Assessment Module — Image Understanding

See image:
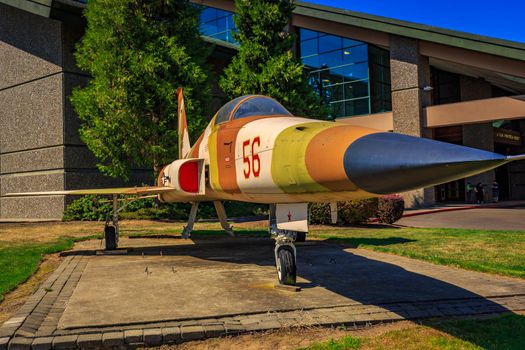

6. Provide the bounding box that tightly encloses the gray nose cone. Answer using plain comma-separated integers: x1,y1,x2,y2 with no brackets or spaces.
344,132,507,195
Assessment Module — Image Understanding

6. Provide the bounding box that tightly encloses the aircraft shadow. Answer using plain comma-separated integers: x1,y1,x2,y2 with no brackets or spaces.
65,234,519,349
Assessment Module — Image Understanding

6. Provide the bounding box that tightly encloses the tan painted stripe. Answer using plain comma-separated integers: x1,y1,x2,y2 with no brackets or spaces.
305,125,376,192
189,133,204,158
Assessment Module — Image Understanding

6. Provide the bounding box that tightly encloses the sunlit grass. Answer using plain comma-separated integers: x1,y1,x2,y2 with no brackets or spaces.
298,314,525,350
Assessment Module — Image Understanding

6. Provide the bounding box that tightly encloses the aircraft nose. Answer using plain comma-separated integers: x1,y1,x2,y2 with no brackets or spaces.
344,132,507,195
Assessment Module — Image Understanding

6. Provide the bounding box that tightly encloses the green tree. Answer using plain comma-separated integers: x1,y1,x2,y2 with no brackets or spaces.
71,0,211,180
220,0,327,118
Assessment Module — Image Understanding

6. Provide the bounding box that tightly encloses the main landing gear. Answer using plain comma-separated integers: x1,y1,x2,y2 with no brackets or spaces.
103,194,147,250
182,201,234,238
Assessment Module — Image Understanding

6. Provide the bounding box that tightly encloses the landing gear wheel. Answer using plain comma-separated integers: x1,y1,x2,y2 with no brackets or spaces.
104,224,117,250
276,246,296,285
295,232,306,243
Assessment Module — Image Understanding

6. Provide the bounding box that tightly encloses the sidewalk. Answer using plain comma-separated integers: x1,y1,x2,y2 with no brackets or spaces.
401,200,525,219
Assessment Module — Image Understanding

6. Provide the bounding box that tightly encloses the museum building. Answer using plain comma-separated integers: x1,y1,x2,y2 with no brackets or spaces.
0,0,524,219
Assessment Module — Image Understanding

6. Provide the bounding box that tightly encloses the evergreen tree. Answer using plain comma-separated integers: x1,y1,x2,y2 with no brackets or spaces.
71,0,211,180
220,0,327,118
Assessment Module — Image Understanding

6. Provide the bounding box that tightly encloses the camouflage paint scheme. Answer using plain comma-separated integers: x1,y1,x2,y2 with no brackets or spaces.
159,95,378,204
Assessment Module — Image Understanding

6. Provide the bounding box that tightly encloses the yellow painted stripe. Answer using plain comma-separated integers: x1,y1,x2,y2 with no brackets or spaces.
208,118,222,192
271,122,339,193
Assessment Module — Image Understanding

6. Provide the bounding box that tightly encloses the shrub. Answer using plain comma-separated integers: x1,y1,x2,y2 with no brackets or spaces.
310,199,378,225
309,202,332,225
63,195,112,221
338,199,378,225
63,195,266,221
376,195,405,224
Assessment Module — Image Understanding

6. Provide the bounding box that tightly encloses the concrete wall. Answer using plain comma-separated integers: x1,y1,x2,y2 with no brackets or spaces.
389,35,435,207
0,4,151,220
0,4,67,219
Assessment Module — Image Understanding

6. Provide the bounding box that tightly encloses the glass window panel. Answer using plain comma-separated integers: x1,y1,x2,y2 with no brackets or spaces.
200,23,217,36
342,44,368,64
345,80,369,99
199,6,238,45
216,9,230,17
302,55,320,69
215,32,229,42
217,16,228,31
346,98,370,116
297,29,392,118
330,101,345,118
328,84,344,102
318,51,342,68
300,28,318,41
200,8,216,23
343,62,369,81
227,15,235,29
300,39,318,59
318,34,342,53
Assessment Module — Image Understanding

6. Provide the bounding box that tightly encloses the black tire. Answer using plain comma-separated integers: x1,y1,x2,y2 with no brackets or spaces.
295,232,306,243
104,225,117,250
277,246,296,285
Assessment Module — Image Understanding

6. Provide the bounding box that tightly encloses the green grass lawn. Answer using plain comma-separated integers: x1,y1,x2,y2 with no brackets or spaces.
309,227,525,279
0,235,98,302
0,239,75,302
299,313,525,350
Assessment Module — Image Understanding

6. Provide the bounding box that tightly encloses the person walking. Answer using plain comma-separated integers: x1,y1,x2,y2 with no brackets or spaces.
492,180,500,203
475,182,485,204
465,182,474,203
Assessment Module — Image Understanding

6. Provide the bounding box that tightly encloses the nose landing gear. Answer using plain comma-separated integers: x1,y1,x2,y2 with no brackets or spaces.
273,232,297,286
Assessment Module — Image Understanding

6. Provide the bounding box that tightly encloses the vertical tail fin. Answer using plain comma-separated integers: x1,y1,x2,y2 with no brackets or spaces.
177,88,191,159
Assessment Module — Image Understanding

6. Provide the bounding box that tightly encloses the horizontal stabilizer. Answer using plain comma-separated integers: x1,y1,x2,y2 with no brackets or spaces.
5,186,175,197
507,154,525,162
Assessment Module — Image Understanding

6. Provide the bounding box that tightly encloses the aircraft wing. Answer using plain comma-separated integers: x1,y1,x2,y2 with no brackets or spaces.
5,186,176,197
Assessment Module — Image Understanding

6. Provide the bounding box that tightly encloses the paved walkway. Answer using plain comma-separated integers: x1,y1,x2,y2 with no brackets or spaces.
1,237,525,349
399,206,525,230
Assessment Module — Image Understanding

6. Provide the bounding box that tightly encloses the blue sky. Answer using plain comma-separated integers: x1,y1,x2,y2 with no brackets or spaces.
309,1,525,44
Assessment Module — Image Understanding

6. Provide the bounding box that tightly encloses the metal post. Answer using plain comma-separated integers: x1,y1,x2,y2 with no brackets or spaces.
112,195,119,238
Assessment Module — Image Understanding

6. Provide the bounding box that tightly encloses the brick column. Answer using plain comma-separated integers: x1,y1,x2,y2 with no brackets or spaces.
390,35,435,207
460,76,495,202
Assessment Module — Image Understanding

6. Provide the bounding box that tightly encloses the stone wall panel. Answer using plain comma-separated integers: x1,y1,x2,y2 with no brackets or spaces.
1,172,65,196
1,147,65,174
0,3,62,89
1,196,65,220
0,74,64,153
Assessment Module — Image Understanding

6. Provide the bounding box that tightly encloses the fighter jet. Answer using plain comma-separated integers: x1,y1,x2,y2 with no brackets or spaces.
10,89,525,285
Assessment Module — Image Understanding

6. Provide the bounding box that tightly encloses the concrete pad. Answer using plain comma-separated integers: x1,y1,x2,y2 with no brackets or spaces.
58,238,525,330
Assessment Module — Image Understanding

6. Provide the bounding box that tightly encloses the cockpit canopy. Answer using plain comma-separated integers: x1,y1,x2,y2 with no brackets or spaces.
215,95,292,125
